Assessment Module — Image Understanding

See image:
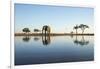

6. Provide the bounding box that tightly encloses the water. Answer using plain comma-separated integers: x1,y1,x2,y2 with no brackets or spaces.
15,35,94,65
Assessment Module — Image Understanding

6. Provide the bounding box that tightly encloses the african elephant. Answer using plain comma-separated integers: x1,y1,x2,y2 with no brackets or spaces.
42,25,50,35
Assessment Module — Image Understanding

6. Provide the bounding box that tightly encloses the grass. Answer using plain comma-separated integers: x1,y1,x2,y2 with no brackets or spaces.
15,33,94,36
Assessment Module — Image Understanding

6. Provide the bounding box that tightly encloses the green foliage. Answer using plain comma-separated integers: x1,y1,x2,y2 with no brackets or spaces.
22,28,30,33
34,29,40,32
73,24,89,34
73,25,79,34
79,24,89,34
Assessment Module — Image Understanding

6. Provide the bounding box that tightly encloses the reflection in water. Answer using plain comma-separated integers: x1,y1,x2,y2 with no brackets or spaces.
34,36,40,41
22,35,89,46
70,35,73,38
42,35,51,46
22,36,30,42
22,35,51,46
15,36,94,65
73,36,89,46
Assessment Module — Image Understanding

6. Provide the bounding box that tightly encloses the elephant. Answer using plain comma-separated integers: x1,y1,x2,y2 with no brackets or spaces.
42,25,51,35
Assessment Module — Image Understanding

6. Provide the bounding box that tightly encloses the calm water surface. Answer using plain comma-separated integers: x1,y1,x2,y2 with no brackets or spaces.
15,36,94,65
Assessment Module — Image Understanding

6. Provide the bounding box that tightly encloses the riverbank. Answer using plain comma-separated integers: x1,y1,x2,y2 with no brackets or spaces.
15,33,94,36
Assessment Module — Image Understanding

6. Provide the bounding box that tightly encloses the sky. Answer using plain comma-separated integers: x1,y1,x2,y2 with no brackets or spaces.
15,3,94,33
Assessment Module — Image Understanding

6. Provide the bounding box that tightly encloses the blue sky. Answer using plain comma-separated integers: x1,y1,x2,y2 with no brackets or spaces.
15,3,94,33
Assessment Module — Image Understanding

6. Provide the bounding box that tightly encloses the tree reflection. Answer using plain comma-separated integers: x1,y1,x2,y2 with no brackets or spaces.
33,36,40,41
73,35,89,46
74,35,78,45
42,35,51,46
22,36,30,42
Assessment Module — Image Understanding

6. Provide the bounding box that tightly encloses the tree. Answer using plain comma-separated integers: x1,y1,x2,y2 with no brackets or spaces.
34,29,41,33
22,28,30,34
73,25,79,34
79,24,89,34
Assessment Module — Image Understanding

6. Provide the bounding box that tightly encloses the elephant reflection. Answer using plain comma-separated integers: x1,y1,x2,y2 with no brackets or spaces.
73,35,89,46
42,35,51,46
42,25,51,46
22,36,30,42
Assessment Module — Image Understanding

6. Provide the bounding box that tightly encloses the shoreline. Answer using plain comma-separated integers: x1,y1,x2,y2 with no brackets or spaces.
15,33,94,36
